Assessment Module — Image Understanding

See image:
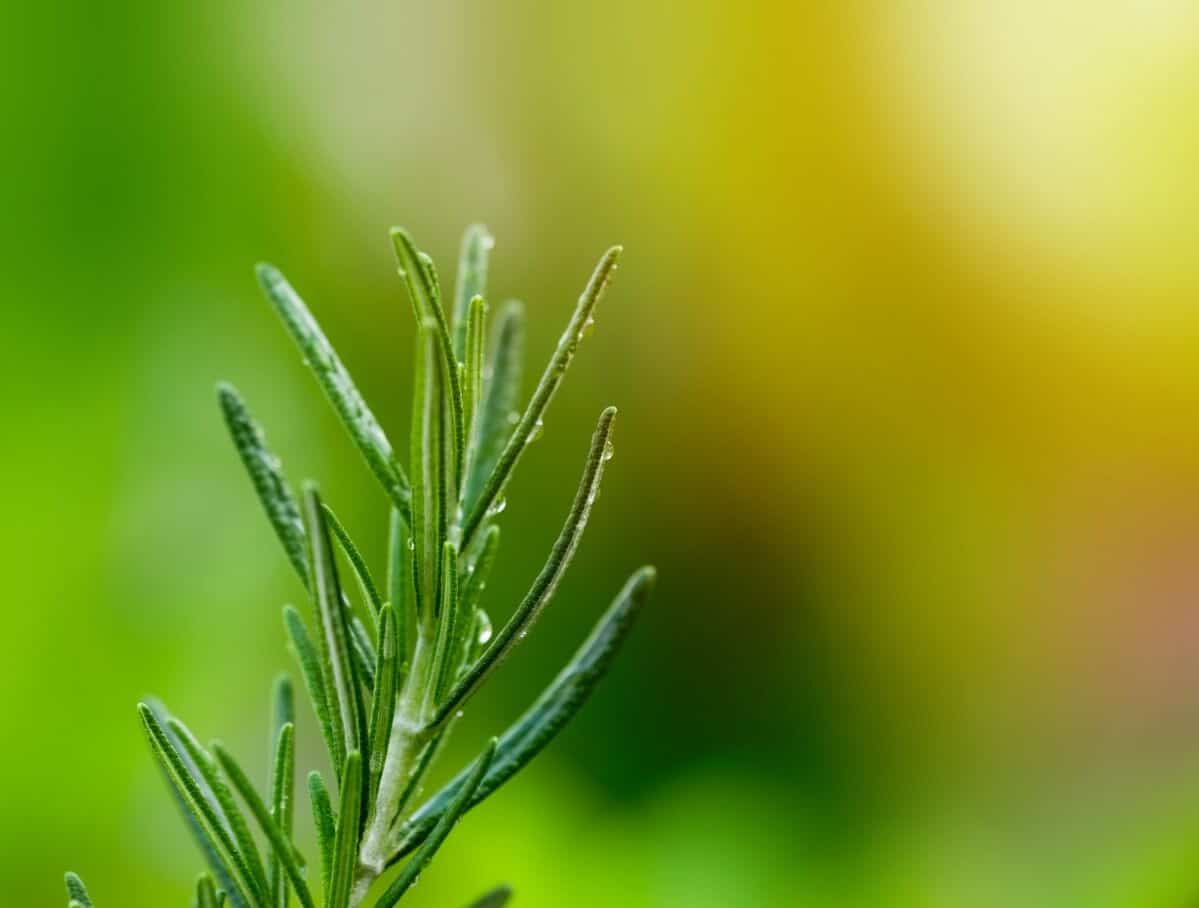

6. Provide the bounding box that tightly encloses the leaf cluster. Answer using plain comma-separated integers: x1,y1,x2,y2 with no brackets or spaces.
64,225,653,907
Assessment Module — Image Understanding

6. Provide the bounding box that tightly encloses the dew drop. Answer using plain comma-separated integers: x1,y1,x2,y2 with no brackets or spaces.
407,538,416,551
581,316,596,338
527,418,544,443
486,495,507,516
603,440,615,462
476,610,493,645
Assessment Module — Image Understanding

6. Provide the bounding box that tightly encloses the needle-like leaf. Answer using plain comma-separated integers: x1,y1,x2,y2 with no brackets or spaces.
392,228,466,495
307,771,336,895
306,487,366,770
139,704,264,907
350,615,377,692
328,751,364,908
268,716,296,908
64,873,93,908
284,606,339,776
465,301,524,510
431,408,618,728
462,294,487,470
322,503,384,617
387,508,413,668
366,606,399,807
461,247,621,551
452,224,493,359
428,542,464,709
256,263,410,512
374,739,497,908
168,718,271,902
218,383,309,586
388,566,653,861
408,320,446,622
212,743,315,908
196,874,221,908
463,885,513,908
144,701,249,908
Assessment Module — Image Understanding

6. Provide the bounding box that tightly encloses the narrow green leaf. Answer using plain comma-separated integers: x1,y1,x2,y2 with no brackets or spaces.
212,743,315,908
322,503,384,617
256,263,410,511
432,408,619,728
349,615,377,692
374,739,497,908
196,873,221,908
64,872,93,908
463,885,513,908
284,606,340,776
217,383,309,586
427,543,464,711
462,294,487,471
392,228,466,495
268,721,296,908
366,606,398,807
408,320,445,623
168,718,271,901
461,247,621,551
465,301,524,510
143,701,249,908
307,771,336,895
327,751,364,908
305,487,365,769
388,566,654,861
387,508,413,669
452,224,493,358
138,704,264,906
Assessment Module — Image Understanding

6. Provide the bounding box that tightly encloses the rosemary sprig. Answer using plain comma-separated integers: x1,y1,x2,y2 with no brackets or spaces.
64,224,652,907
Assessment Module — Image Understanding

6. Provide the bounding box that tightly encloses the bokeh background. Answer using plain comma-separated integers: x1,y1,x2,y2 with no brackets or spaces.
5,2,1199,905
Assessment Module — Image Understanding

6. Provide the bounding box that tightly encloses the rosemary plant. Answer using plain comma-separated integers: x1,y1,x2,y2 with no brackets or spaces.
63,225,654,907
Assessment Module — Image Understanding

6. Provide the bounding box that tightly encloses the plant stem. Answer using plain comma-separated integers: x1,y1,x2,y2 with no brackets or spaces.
352,630,437,904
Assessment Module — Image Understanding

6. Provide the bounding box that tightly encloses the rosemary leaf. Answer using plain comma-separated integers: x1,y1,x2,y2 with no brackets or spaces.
327,751,364,908
387,508,413,668
196,874,221,908
322,503,384,617
431,407,619,728
283,606,340,776
217,383,309,586
366,606,399,807
64,873,93,908
255,263,410,512
307,771,336,895
138,704,263,906
461,247,621,550
305,487,366,770
374,739,497,908
144,701,249,908
428,542,464,709
168,718,271,901
462,294,487,471
452,224,493,358
465,301,524,510
349,615,377,693
268,720,295,908
388,566,654,860
409,321,444,623
212,743,315,908
392,228,466,495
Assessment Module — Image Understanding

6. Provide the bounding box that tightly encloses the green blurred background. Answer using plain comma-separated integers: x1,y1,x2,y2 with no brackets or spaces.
6,2,1199,905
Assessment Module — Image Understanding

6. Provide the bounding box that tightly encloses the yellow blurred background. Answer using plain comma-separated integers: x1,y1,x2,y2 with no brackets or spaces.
5,2,1199,905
